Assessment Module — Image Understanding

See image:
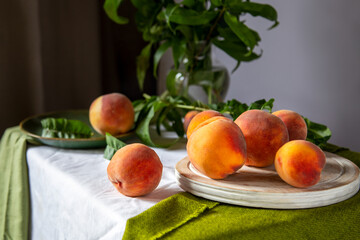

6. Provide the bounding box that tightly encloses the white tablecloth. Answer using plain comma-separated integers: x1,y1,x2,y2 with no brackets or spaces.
26,140,187,239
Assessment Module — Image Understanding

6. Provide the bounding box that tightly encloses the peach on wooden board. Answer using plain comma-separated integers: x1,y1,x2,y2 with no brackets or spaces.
273,110,307,141
107,143,163,197
183,110,200,133
89,93,134,136
235,109,289,167
275,140,326,188
186,110,223,138
187,116,247,179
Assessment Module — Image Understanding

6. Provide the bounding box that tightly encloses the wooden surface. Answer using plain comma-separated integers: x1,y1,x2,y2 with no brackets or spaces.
175,152,360,209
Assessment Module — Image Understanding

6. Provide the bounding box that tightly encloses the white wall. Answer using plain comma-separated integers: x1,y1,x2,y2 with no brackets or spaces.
159,0,360,151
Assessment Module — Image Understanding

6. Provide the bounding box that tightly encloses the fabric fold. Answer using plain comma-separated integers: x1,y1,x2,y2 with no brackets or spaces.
0,127,38,240
122,192,219,240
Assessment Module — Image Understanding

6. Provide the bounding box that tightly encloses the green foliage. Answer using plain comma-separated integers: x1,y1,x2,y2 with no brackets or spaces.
103,94,331,159
133,94,189,147
103,0,129,24
131,94,332,148
104,133,127,160
103,0,279,91
216,98,274,119
136,43,152,90
40,118,93,139
102,1,332,150
303,117,332,148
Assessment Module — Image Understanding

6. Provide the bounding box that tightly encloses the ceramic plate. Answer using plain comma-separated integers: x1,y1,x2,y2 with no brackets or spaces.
175,152,360,209
20,110,133,149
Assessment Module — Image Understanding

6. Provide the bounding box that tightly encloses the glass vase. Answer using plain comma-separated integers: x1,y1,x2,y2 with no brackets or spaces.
167,41,230,104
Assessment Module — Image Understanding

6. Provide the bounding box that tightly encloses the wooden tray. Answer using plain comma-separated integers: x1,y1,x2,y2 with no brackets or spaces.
175,152,360,209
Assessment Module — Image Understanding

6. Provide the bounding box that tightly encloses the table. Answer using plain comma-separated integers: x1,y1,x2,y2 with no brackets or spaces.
26,140,187,239
22,134,360,240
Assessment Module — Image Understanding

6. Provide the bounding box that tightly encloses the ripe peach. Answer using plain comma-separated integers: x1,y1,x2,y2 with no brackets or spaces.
235,109,289,167
275,140,326,188
186,110,223,138
183,110,199,132
187,116,247,179
273,110,307,141
89,93,134,135
107,143,163,197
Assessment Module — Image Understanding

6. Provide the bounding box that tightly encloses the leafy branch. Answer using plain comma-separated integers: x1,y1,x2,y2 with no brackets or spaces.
103,0,279,91
131,94,331,149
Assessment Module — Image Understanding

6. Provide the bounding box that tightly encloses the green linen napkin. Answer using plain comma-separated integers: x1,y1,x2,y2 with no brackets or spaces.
123,145,360,240
0,126,38,240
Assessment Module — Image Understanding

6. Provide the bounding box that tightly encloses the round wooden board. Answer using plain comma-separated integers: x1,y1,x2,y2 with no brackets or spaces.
175,152,360,209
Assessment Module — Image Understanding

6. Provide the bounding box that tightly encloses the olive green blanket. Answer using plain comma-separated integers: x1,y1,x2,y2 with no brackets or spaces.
123,144,360,240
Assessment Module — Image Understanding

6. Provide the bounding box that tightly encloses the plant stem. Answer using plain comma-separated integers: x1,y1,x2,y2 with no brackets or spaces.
191,7,226,70
186,7,226,105
174,104,209,112
205,7,226,43
207,87,212,105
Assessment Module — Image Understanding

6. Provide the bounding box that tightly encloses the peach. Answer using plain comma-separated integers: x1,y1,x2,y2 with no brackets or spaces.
275,140,326,188
107,143,163,197
89,93,134,135
273,110,307,141
186,110,223,138
235,109,289,167
183,110,199,132
187,116,247,179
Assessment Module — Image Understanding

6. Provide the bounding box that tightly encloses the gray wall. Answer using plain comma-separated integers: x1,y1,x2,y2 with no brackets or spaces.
220,0,360,151
160,0,360,152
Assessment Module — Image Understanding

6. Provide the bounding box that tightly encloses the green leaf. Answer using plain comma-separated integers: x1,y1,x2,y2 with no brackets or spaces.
40,118,93,139
224,11,260,50
260,99,275,112
104,133,127,160
131,0,158,9
133,1,162,34
135,106,156,147
211,0,223,7
166,69,183,96
156,107,171,136
225,1,278,29
304,118,332,147
168,8,218,26
180,0,207,12
133,99,147,112
247,98,274,112
164,4,179,30
232,61,241,73
212,38,260,62
215,98,274,119
135,105,178,148
175,25,194,41
153,40,172,77
132,99,147,123
212,25,261,72
166,108,185,137
182,0,196,8
136,43,152,91
172,38,186,69
216,99,248,119
103,0,129,24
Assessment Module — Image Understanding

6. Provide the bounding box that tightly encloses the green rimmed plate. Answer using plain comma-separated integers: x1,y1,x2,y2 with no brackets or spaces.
20,110,134,149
